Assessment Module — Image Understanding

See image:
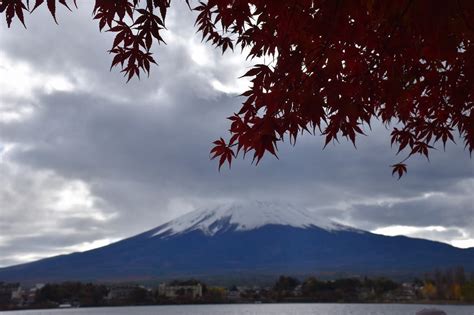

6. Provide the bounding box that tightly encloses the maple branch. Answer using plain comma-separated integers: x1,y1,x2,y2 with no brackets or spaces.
457,0,474,33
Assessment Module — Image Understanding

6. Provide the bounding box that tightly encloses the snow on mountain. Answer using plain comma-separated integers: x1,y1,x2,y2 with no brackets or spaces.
151,201,355,237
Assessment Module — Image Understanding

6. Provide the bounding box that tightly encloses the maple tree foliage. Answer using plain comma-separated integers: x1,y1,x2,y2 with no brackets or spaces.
2,0,474,177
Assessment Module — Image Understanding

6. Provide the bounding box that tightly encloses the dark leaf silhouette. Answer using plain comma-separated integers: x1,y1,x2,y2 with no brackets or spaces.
391,163,408,179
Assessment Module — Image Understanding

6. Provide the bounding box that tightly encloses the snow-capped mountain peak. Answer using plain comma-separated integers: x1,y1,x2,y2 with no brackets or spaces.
151,201,353,238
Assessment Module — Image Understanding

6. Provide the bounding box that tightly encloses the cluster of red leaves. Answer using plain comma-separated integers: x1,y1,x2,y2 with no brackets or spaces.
1,0,168,81
3,0,473,177
201,0,474,177
0,0,75,27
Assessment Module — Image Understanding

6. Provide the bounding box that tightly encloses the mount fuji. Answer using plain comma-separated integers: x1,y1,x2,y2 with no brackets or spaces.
1,201,473,284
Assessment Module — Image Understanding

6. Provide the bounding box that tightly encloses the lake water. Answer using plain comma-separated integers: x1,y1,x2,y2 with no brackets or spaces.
2,304,474,315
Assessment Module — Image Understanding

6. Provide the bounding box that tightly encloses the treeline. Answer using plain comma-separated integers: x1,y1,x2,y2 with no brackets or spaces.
2,268,474,310
36,282,109,307
270,275,400,302
270,267,474,303
422,266,474,302
9,277,403,307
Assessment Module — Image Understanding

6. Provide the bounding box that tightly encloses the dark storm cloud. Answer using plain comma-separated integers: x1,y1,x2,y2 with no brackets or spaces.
0,1,473,267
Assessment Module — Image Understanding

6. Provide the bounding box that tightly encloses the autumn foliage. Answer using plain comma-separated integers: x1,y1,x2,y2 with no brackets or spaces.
2,0,473,176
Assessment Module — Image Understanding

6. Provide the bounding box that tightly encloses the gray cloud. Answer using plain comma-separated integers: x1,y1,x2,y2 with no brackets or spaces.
0,1,473,267
344,179,474,229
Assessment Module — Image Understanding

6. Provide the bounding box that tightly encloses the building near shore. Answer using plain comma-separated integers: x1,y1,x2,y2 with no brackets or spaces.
106,285,139,301
158,283,203,299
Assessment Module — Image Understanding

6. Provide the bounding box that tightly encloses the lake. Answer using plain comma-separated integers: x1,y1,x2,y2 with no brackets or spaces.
2,304,473,315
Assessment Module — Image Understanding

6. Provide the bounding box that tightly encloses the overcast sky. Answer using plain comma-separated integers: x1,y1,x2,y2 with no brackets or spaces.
0,2,473,267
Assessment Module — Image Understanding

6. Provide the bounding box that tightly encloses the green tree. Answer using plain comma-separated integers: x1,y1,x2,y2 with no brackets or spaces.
274,275,300,292
461,281,474,302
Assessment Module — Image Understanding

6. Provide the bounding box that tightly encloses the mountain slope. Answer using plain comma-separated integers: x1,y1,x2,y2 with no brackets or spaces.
1,201,473,284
